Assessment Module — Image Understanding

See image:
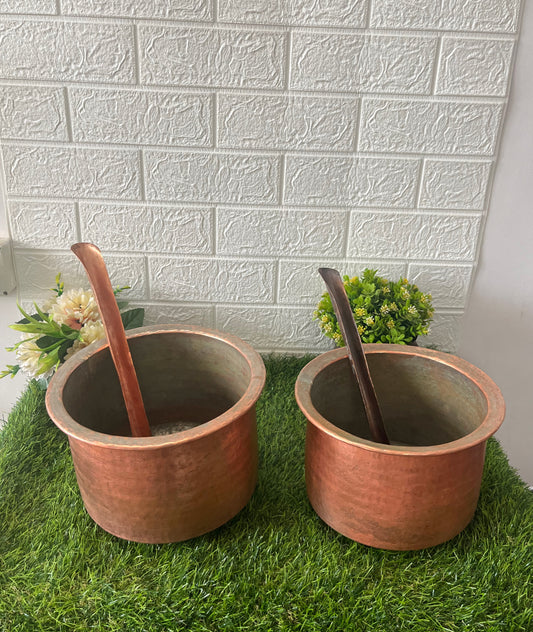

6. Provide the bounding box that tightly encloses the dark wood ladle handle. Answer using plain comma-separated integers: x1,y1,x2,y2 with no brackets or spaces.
318,268,390,445
72,243,152,437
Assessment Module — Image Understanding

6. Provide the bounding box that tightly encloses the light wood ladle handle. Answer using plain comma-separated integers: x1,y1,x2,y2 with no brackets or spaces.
72,243,151,437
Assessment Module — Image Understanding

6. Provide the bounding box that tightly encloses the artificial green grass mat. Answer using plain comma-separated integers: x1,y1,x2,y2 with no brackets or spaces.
0,356,532,632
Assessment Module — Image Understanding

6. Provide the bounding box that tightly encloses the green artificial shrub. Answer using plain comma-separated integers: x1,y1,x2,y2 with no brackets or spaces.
314,268,434,346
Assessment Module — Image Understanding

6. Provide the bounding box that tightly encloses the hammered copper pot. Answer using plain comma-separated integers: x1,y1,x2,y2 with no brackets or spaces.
295,345,505,551
46,325,266,544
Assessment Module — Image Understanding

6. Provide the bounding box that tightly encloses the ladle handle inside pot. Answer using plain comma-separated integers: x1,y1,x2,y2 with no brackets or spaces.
319,267,390,445
72,243,152,438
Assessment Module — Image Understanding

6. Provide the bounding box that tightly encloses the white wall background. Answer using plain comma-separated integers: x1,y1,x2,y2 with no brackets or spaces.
459,0,533,486
0,0,522,355
0,0,530,483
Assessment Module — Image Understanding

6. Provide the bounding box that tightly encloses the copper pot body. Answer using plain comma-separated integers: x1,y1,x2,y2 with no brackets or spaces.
295,345,505,550
46,325,266,544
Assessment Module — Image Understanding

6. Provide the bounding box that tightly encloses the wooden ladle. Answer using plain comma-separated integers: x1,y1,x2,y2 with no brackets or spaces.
318,268,390,445
72,243,152,437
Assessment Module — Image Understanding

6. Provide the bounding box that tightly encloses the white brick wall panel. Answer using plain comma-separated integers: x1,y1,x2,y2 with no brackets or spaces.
145,151,279,205
61,0,212,21
141,303,215,328
80,204,212,255
218,0,367,28
420,160,492,210
285,156,419,207
360,99,503,156
0,86,67,141
9,201,78,250
14,251,147,300
216,305,332,350
437,38,515,97
0,20,134,83
218,94,358,151
216,207,346,257
370,0,521,33
3,145,141,199
407,263,473,308
290,33,437,94
0,1,56,13
140,26,285,89
424,311,463,353
278,260,407,305
149,257,275,303
70,89,211,147
347,212,482,261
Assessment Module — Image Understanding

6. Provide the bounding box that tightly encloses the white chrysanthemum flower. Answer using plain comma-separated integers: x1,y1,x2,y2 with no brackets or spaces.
16,333,54,380
407,305,418,315
49,288,99,331
65,321,106,360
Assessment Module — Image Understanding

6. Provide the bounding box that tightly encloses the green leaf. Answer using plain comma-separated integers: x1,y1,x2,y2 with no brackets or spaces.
0,364,20,379
10,322,50,335
121,308,144,330
58,340,75,362
16,313,44,325
35,335,62,350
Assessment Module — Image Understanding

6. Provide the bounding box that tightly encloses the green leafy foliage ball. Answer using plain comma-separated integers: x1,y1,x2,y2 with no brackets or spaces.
314,269,434,346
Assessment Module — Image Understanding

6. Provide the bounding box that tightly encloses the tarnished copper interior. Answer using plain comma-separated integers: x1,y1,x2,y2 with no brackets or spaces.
310,353,488,447
62,330,252,438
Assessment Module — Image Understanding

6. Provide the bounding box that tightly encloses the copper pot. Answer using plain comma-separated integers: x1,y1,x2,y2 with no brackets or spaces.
46,325,265,544
295,345,505,550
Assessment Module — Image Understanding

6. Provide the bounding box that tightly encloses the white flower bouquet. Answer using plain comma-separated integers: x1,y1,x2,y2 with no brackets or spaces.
1,274,143,388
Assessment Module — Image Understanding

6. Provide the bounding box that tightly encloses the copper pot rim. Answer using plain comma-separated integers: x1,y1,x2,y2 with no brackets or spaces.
45,324,266,450
295,344,505,456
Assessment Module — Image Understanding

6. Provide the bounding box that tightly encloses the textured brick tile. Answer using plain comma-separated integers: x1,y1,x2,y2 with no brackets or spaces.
216,207,346,257
347,211,482,261
424,311,463,353
14,251,147,300
407,263,473,307
9,201,78,249
80,204,212,254
3,145,141,199
70,88,211,147
0,0,56,13
285,155,419,207
149,256,275,303
141,303,215,328
61,0,211,20
420,160,492,210
0,20,134,83
218,0,367,27
145,151,279,205
370,0,521,33
216,305,331,350
278,260,407,305
360,99,503,155
140,25,285,89
0,86,67,141
436,37,514,97
290,33,437,94
218,94,357,151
